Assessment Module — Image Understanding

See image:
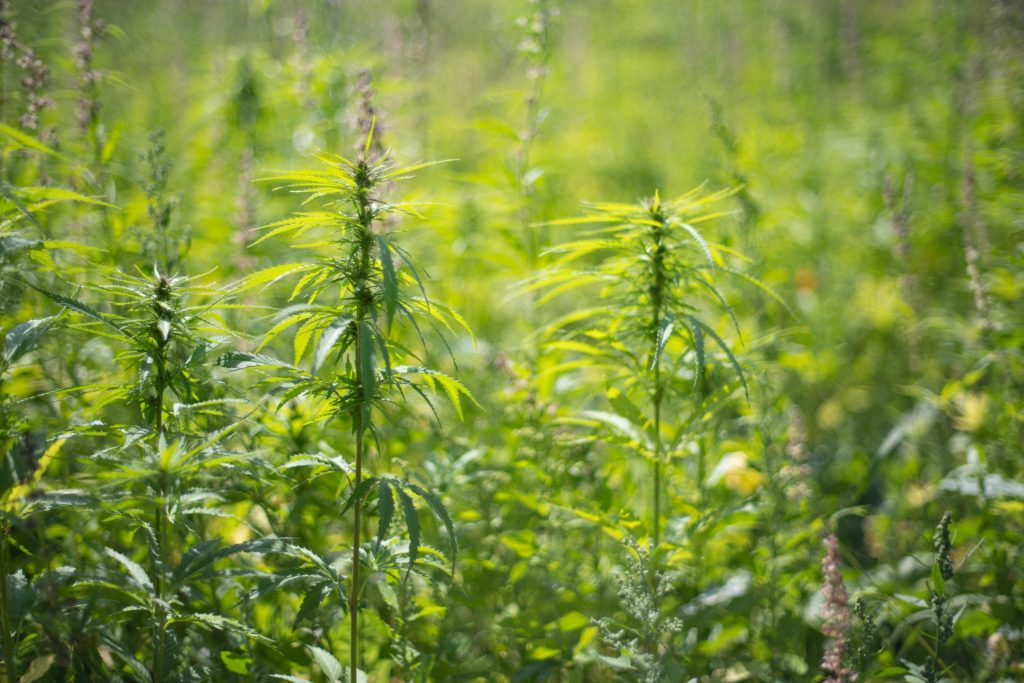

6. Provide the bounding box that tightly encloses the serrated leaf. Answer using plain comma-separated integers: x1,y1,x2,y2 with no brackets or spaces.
376,479,395,551
377,235,399,330
393,365,478,419
294,581,331,628
217,351,296,371
313,316,351,372
28,285,119,331
395,486,421,581
690,318,705,392
357,320,377,415
404,481,458,570
687,316,747,399
340,476,379,517
3,316,55,364
674,220,715,265
105,548,153,592
308,645,343,683
652,316,674,371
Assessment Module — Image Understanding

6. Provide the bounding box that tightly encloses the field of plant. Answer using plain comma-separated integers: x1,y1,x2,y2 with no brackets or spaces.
0,1,1021,681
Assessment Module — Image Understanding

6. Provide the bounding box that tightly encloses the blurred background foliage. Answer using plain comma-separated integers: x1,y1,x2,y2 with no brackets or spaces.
0,0,1021,681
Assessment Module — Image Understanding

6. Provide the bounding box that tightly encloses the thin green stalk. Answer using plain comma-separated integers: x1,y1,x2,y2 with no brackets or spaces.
151,288,170,683
652,375,662,548
349,160,375,683
350,422,363,683
0,518,15,683
649,206,667,548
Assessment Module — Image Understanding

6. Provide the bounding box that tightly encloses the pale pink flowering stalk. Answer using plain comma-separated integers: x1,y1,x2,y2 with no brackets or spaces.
821,534,858,683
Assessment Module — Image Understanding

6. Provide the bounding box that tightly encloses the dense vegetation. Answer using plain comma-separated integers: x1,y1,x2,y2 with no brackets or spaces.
0,1,1021,681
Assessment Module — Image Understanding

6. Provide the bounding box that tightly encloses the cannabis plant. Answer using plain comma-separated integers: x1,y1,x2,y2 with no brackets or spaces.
534,188,780,545
222,129,471,681
34,258,272,679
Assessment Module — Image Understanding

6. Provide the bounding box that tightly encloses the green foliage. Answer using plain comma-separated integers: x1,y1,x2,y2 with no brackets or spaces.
0,1,1021,682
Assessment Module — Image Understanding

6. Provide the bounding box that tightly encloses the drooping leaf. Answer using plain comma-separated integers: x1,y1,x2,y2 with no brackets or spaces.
395,485,420,581
404,480,458,570
690,318,705,393
687,316,747,399
105,548,154,592
27,285,119,331
377,235,399,329
313,316,352,372
339,476,379,517
294,581,332,628
3,316,56,364
651,316,675,371
376,478,395,551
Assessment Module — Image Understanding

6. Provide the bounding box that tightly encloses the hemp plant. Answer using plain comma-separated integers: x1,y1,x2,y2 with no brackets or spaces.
222,127,472,681
0,140,117,682
534,188,782,546
33,262,278,681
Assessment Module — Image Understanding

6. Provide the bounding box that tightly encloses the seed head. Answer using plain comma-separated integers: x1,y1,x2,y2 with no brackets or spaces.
821,534,857,683
934,511,953,582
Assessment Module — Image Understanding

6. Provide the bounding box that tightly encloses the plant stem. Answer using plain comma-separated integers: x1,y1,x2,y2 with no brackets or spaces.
0,518,15,683
649,208,666,548
152,302,169,683
349,161,375,683
653,379,662,548
350,422,363,683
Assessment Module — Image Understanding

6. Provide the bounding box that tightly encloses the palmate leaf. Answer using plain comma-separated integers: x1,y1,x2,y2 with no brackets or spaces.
381,158,456,181
172,538,281,588
392,365,479,419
